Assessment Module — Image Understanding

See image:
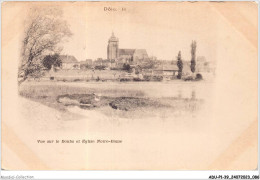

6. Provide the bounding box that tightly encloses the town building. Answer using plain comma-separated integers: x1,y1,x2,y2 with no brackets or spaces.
153,65,179,77
85,59,93,66
79,59,93,69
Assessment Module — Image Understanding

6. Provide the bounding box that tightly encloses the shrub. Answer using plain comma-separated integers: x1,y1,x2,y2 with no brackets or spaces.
95,65,106,70
143,75,151,81
133,78,142,81
195,73,203,81
43,54,62,70
120,78,131,82
123,63,131,71
152,76,163,81
183,76,194,81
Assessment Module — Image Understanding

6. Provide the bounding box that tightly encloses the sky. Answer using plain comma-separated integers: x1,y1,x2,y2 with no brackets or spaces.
59,2,253,62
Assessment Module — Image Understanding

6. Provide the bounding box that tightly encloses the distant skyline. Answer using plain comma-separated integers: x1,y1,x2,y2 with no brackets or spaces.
58,2,256,62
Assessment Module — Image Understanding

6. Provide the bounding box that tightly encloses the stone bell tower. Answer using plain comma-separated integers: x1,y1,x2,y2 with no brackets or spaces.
107,32,119,60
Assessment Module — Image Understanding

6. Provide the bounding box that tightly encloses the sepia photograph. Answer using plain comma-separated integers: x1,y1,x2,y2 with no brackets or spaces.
1,1,258,172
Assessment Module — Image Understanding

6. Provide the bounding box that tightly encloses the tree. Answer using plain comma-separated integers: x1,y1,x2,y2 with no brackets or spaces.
42,54,62,70
190,40,197,73
18,7,72,84
177,51,183,79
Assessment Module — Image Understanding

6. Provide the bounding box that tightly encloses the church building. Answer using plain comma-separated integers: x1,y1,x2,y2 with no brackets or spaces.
107,32,149,64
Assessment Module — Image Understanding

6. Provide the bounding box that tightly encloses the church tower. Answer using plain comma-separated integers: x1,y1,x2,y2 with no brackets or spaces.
107,32,119,60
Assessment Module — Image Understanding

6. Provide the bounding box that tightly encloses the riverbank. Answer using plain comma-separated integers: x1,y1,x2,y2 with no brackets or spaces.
18,81,208,119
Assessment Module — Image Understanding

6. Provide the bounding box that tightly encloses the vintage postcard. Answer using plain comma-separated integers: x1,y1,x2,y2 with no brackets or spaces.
1,1,258,170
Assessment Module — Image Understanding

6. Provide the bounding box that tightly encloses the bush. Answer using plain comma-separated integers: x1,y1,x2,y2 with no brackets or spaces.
183,76,194,81
195,73,203,81
122,63,131,71
43,54,62,70
95,65,106,70
73,79,81,82
143,75,151,81
152,76,163,81
133,78,142,81
110,67,123,71
177,74,182,79
120,78,131,82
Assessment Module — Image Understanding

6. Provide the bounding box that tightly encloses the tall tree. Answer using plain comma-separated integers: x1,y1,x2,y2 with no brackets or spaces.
18,7,72,84
190,40,197,73
177,51,183,79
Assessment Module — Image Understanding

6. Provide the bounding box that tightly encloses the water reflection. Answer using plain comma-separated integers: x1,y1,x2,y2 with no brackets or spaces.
191,90,196,100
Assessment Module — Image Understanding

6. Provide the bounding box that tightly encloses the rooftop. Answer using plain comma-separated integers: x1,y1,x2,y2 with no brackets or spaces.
60,55,78,63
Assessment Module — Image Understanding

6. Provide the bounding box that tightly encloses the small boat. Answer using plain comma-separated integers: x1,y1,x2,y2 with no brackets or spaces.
79,103,93,107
